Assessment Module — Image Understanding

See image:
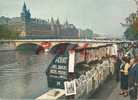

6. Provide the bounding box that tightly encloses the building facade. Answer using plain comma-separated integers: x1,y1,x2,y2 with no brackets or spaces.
0,2,79,39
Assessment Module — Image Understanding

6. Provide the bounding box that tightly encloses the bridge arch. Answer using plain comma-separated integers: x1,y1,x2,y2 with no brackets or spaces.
15,41,40,48
16,43,40,51
49,42,78,54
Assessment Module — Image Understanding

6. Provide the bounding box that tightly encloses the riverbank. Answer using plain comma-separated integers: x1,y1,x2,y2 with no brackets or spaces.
0,44,15,51
0,49,15,51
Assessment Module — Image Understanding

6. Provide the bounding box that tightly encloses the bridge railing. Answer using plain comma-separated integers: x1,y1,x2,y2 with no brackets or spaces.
0,39,133,43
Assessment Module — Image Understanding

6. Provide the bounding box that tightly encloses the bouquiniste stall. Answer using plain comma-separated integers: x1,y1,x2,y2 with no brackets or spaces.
46,42,120,98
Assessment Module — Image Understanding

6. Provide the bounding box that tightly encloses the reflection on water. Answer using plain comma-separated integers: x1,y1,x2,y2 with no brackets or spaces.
0,50,53,99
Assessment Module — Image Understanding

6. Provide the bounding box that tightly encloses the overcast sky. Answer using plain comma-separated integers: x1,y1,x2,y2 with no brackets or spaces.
0,0,137,37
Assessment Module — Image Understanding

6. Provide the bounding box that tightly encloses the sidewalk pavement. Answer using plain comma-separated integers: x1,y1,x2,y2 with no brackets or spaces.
107,83,129,100
89,76,117,100
89,76,130,100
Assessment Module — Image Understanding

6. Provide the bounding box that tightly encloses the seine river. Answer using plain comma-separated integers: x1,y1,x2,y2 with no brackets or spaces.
0,50,53,99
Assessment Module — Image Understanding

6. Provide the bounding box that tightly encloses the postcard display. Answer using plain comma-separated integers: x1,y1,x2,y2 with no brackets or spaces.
46,43,118,98
73,44,117,99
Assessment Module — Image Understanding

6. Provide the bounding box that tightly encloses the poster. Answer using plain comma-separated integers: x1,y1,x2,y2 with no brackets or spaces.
46,53,69,89
68,50,75,72
64,80,77,96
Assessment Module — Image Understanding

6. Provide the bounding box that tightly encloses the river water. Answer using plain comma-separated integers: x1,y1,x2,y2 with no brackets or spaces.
0,50,53,99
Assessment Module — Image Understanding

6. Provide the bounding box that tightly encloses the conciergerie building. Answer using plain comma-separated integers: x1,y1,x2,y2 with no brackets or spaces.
0,2,79,39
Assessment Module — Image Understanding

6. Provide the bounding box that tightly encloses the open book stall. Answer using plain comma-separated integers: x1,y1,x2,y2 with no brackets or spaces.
46,43,118,99
71,43,118,99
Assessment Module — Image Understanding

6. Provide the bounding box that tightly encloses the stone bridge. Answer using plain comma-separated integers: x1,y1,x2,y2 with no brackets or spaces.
0,39,133,51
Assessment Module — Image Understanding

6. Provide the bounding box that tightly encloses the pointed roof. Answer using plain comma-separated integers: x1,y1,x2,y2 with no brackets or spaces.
23,1,27,11
65,19,69,25
51,17,54,24
56,18,60,25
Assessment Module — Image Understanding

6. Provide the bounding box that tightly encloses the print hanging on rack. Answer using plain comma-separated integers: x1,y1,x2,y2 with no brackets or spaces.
64,80,77,96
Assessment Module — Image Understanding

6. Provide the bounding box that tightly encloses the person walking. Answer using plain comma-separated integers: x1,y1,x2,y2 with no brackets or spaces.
119,57,131,97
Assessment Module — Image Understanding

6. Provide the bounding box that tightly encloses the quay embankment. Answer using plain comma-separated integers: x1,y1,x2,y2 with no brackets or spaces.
0,43,15,51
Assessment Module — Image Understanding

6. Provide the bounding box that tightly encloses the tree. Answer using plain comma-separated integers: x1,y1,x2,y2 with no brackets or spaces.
123,14,138,40
122,1,138,40
124,26,138,40
0,24,17,39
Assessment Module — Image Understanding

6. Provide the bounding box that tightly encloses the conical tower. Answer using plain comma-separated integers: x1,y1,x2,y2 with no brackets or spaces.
21,2,31,22
20,2,31,37
56,18,61,34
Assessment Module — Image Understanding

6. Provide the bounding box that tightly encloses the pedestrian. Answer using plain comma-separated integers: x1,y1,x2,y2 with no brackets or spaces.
114,57,122,82
119,56,131,97
128,58,137,100
126,43,136,59
128,55,138,100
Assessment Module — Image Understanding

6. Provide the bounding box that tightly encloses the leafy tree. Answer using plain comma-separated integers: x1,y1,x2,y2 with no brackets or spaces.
0,25,17,39
124,25,138,40
122,5,138,40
